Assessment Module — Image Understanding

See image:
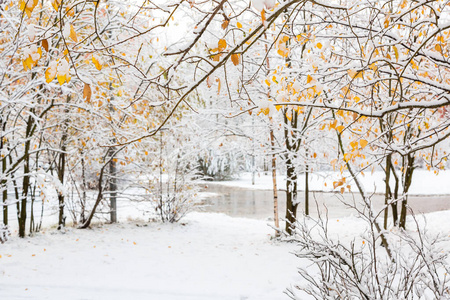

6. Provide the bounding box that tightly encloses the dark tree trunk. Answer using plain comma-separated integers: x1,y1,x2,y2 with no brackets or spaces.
18,115,34,238
305,167,309,216
1,117,7,226
399,154,415,229
109,148,117,223
389,163,399,225
57,131,67,230
384,154,391,229
80,156,87,224
285,157,298,235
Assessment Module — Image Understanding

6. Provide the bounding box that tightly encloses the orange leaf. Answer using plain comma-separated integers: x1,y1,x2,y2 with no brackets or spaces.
42,39,49,52
231,54,240,66
221,19,229,30
216,77,221,95
83,83,92,102
237,22,242,29
360,139,368,148
261,9,266,23
69,24,78,42
211,53,221,61
218,39,227,51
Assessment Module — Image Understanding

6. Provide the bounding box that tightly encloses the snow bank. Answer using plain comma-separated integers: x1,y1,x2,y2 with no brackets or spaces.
206,170,450,195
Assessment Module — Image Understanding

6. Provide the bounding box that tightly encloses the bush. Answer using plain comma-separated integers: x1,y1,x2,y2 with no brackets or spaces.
286,205,450,299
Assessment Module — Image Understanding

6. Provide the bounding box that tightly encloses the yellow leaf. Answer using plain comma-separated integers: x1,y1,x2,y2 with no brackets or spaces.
360,139,368,148
277,48,289,57
57,74,66,85
23,56,33,70
329,119,337,129
218,39,227,51
66,6,75,17
393,45,399,62
435,44,442,52
20,0,37,17
237,22,242,29
347,69,363,79
231,54,240,66
307,75,313,84
51,0,61,11
316,42,322,49
368,63,377,72
92,56,102,70
69,24,78,42
45,66,57,83
336,125,345,133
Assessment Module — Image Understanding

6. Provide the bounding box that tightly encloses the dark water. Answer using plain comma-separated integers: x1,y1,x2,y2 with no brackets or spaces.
198,184,450,220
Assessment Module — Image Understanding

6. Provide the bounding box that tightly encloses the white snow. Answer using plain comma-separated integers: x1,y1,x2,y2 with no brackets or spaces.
0,213,300,300
206,170,450,195
1,170,450,299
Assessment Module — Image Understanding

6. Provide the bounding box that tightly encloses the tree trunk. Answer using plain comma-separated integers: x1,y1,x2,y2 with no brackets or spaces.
399,154,415,229
305,166,309,216
80,156,87,224
389,162,399,225
270,128,279,231
57,132,67,230
79,166,106,229
384,154,391,229
1,118,7,226
285,157,298,235
109,148,117,223
18,115,34,238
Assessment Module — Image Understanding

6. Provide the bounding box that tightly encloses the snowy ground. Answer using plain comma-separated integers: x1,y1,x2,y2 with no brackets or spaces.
1,170,450,299
0,213,300,300
212,170,450,195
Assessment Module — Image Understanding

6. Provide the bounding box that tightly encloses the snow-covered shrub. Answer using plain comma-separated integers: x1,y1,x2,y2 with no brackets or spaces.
286,209,450,299
154,181,199,223
197,149,244,180
0,224,10,243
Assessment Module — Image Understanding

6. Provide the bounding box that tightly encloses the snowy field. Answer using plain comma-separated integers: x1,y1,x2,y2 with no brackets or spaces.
1,170,450,299
0,213,301,300
211,170,450,195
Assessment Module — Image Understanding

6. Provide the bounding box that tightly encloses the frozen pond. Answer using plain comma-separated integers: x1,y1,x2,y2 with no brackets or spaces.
198,184,450,220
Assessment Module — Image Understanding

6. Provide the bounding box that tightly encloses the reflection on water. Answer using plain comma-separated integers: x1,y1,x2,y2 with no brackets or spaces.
198,184,450,220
